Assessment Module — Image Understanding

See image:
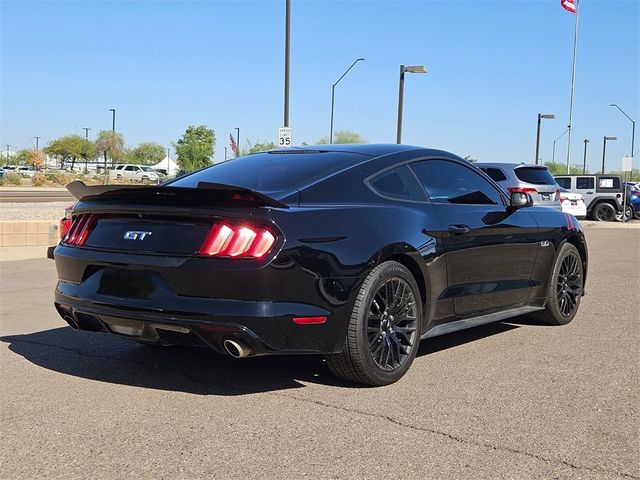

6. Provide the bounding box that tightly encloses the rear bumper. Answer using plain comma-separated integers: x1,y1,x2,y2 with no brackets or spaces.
52,245,358,355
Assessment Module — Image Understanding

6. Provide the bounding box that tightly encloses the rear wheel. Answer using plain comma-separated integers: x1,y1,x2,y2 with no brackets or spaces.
591,202,616,222
325,261,423,386
530,243,583,326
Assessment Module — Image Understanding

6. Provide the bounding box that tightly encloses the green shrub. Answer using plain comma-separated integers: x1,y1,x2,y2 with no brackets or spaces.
32,174,47,186
6,172,21,185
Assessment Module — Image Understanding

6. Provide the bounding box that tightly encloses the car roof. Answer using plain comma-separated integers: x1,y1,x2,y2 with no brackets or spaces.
477,162,548,169
270,143,424,157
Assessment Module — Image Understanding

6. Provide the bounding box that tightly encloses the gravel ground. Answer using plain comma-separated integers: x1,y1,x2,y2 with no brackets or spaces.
0,202,68,222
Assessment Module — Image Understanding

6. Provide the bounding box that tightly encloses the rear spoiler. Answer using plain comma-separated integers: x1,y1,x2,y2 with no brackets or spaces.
66,181,289,209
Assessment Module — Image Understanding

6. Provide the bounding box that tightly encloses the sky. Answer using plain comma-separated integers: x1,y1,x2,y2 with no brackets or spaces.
1,0,638,171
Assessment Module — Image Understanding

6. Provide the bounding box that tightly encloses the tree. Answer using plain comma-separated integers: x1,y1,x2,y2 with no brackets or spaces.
44,135,88,170
317,130,368,144
125,142,166,165
174,125,215,173
25,149,46,170
243,140,277,156
544,161,584,175
95,130,125,168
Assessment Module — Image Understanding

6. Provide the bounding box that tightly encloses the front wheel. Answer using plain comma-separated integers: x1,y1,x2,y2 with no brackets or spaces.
325,261,423,386
530,243,583,326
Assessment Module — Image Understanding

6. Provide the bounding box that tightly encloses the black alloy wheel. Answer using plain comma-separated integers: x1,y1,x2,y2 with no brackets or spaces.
592,202,616,222
555,251,582,318
325,261,423,386
531,243,583,326
367,277,418,371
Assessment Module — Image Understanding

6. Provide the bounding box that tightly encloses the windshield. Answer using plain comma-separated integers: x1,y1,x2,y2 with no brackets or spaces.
141,166,155,172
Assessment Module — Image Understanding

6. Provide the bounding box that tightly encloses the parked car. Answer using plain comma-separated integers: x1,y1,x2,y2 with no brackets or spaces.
110,164,160,183
16,166,35,177
559,188,587,219
3,165,17,172
477,163,562,210
0,167,5,179
51,145,588,386
554,174,626,221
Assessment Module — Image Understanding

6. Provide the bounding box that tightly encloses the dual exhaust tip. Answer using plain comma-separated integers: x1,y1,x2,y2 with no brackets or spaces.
223,339,252,358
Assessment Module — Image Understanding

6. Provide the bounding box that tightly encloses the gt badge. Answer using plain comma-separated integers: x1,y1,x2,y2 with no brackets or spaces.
124,231,152,241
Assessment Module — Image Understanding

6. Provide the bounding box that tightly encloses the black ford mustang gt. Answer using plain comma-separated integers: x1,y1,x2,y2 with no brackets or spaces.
52,144,587,386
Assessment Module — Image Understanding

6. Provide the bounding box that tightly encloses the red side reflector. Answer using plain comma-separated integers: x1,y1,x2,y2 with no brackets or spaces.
198,222,276,258
59,219,72,239
292,316,327,325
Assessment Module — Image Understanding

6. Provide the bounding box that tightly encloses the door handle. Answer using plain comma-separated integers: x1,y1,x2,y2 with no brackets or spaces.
586,191,593,194
448,224,470,235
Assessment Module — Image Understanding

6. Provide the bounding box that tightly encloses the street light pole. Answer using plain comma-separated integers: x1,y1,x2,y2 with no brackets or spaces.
235,127,240,156
330,58,365,144
35,136,40,150
283,0,291,128
601,136,617,174
534,113,556,165
582,138,589,174
610,104,635,163
109,109,116,132
396,65,427,144
552,128,568,164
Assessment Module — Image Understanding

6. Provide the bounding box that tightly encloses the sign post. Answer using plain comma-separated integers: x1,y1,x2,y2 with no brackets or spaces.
621,156,633,222
278,127,292,147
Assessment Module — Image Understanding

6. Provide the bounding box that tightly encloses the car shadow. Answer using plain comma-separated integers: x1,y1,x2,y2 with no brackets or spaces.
1,321,520,395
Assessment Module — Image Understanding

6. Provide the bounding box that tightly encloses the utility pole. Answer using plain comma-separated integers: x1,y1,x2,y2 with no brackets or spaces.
283,0,291,128
35,136,40,150
582,138,589,174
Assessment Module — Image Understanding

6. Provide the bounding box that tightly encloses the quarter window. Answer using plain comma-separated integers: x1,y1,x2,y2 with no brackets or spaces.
411,160,503,205
368,166,426,202
555,177,571,189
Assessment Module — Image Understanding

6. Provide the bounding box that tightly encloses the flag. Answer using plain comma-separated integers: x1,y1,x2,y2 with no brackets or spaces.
561,0,576,13
229,133,239,156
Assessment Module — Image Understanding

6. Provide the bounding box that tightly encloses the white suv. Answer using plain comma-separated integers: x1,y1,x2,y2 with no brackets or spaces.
110,164,160,183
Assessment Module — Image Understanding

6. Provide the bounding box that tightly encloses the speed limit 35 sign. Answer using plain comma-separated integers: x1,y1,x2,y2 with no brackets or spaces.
278,127,292,147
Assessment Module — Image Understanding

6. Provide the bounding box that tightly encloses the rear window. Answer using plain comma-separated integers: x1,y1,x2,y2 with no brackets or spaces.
555,177,571,189
169,151,368,192
514,167,557,185
480,167,507,182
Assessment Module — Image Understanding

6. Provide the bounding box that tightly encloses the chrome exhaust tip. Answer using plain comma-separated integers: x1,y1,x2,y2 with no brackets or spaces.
223,339,252,358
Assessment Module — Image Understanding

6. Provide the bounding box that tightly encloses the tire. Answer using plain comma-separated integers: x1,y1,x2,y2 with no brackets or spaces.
614,205,634,222
325,261,423,386
591,202,616,222
530,243,583,326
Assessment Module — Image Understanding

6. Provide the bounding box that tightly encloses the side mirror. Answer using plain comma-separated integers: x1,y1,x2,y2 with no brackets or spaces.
510,192,533,208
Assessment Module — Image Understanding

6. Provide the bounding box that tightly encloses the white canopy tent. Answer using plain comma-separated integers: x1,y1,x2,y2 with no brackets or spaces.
151,156,178,176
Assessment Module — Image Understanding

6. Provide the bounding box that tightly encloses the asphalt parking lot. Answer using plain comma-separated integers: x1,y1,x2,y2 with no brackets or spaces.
1,228,638,480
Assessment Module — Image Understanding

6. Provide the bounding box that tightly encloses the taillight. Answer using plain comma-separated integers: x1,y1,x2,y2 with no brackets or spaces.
59,219,72,239
198,222,276,258
560,196,567,202
508,187,537,194
62,214,98,246
59,202,76,239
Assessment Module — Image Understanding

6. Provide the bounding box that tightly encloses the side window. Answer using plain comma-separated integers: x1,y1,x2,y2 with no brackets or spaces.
576,177,594,190
597,176,620,190
125,166,135,171
368,165,427,202
480,167,507,182
411,159,503,205
555,177,571,189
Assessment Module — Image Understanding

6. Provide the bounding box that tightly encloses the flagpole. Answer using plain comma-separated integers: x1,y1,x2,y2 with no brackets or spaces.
565,0,580,174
